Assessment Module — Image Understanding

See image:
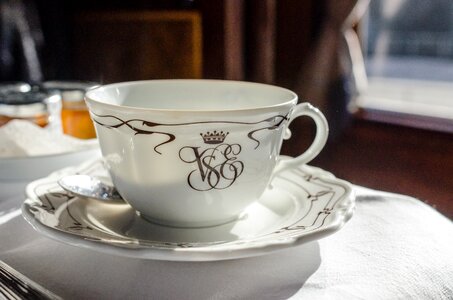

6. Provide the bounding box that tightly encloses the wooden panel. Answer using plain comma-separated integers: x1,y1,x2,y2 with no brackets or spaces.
275,0,318,88
195,0,244,80
358,108,453,134
245,0,276,83
73,11,202,83
294,120,453,219
223,0,244,80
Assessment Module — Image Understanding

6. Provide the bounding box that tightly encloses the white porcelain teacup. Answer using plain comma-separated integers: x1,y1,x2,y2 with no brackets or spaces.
85,80,328,227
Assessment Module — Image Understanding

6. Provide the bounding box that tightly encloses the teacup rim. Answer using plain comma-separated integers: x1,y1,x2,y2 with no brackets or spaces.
85,79,298,113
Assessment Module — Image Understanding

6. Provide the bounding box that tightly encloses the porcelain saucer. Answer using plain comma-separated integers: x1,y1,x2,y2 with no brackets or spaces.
22,157,354,261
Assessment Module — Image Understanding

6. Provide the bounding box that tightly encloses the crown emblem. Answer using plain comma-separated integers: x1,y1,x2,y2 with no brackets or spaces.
200,130,229,144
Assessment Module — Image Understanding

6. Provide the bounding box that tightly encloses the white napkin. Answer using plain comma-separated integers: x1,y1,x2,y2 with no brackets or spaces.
294,187,453,300
0,187,452,299
0,120,97,158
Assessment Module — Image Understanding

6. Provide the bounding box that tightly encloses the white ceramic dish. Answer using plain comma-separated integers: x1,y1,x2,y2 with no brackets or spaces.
0,148,101,181
22,157,354,261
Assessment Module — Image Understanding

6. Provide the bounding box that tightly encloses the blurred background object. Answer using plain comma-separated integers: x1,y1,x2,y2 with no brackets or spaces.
42,81,98,139
72,11,202,83
0,82,61,132
293,0,370,141
0,0,43,82
359,0,453,129
0,0,451,218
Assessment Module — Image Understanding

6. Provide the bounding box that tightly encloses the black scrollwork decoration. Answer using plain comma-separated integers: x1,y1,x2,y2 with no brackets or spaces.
91,114,175,154
91,113,289,154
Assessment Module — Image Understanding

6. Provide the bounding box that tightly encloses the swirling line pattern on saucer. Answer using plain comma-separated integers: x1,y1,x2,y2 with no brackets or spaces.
90,113,289,154
224,169,350,247
25,160,352,250
269,170,348,236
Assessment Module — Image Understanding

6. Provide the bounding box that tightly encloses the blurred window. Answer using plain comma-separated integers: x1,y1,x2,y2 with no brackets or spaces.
359,0,453,121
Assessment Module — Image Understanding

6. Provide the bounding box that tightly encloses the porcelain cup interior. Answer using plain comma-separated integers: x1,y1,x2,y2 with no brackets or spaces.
85,80,327,227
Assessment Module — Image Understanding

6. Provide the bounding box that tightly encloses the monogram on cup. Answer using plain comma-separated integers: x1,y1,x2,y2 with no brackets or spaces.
92,113,289,191
179,130,244,191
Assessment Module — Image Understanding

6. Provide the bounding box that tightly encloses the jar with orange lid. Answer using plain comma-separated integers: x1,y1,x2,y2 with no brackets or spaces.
43,81,99,139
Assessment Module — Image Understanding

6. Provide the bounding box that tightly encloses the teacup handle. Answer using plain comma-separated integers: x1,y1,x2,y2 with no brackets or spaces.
274,102,328,174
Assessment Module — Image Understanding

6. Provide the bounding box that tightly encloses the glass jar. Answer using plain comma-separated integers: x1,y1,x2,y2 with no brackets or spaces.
43,81,99,139
0,83,61,132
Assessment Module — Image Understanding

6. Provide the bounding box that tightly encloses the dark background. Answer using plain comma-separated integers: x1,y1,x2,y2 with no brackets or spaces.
1,0,452,218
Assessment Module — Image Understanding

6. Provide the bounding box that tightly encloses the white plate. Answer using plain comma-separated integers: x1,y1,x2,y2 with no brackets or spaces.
0,148,101,181
22,157,354,261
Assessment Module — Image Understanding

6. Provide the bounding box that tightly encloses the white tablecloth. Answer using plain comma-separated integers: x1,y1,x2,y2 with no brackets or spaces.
0,184,452,300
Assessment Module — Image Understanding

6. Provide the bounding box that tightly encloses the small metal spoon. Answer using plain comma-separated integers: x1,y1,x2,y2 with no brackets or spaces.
58,174,123,201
